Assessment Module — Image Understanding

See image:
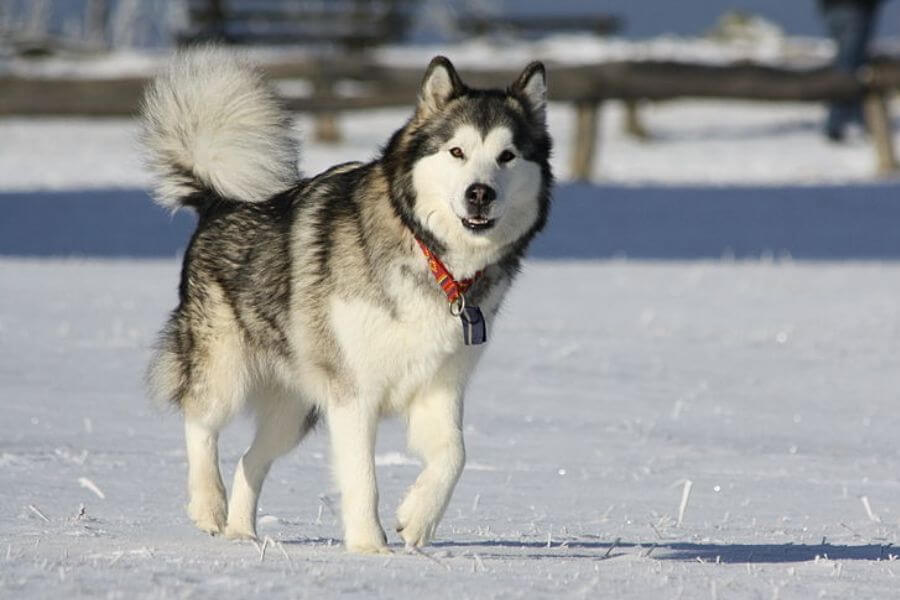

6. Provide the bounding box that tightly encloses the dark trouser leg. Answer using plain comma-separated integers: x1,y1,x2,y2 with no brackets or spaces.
822,2,877,139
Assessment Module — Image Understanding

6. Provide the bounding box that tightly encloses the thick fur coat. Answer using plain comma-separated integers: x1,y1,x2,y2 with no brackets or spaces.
141,47,552,553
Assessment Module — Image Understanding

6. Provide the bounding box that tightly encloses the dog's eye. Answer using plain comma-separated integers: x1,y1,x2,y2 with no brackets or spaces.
449,147,465,159
497,150,516,164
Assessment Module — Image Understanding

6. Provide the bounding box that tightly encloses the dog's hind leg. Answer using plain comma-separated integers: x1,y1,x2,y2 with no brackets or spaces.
225,393,317,540
185,418,228,535
177,293,249,536
396,369,467,548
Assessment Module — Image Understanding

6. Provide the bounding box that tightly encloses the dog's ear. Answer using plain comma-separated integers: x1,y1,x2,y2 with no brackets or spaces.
417,56,464,117
511,62,547,126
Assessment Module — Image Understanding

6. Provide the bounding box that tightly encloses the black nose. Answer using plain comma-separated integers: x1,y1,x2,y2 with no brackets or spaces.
465,183,496,209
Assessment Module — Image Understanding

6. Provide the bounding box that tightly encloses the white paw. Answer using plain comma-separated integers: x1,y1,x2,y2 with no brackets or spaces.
395,493,439,548
187,494,227,535
224,524,258,541
346,541,392,555
344,525,390,555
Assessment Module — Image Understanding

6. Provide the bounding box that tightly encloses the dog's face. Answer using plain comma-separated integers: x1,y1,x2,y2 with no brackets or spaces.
387,57,552,267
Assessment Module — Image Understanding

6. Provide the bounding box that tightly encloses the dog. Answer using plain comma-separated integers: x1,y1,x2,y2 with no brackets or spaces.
141,47,552,553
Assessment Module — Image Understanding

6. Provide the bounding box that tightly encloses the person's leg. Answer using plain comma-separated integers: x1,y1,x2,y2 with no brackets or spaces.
823,2,879,139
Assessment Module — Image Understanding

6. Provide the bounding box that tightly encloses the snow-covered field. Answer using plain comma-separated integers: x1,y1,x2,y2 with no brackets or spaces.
1,259,898,598
1,98,897,189
2,41,900,594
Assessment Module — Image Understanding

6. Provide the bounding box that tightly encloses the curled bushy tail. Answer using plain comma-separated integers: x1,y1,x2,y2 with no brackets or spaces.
140,46,298,209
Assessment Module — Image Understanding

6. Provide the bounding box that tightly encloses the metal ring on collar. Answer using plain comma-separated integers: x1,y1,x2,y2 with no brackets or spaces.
449,293,466,316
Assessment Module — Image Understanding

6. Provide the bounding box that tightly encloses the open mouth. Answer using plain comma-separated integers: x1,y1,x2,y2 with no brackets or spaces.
461,216,497,232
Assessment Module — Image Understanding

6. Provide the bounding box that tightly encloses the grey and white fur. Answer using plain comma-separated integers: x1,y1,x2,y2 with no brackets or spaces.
141,46,552,553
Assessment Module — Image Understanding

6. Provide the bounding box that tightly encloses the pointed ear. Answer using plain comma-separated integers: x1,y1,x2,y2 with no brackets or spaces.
511,62,547,125
417,56,464,117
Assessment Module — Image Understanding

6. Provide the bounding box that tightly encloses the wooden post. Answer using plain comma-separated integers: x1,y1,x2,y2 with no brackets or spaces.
571,101,600,181
312,76,342,143
863,92,898,175
622,99,648,139
314,112,341,143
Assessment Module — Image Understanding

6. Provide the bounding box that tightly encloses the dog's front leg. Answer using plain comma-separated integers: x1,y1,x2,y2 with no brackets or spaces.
327,398,388,554
396,380,465,548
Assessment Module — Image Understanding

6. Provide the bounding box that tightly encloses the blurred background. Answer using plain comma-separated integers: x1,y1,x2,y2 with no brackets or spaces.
3,6,900,594
1,1,899,46
1,0,900,257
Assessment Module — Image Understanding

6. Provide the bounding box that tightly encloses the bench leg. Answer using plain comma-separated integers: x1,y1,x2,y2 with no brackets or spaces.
863,92,898,175
622,99,649,140
314,112,342,143
571,101,600,181
312,75,342,143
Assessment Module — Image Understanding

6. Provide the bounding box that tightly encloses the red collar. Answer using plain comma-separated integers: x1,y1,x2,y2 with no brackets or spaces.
415,238,482,306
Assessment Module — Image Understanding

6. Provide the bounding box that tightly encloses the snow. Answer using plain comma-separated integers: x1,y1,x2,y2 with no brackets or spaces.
374,32,835,68
1,96,898,191
0,33,835,80
1,258,898,598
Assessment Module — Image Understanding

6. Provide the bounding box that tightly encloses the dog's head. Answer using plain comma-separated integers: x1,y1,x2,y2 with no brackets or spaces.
384,56,553,274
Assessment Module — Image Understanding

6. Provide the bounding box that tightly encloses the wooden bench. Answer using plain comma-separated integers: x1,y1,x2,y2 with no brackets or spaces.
176,0,412,49
176,0,415,141
456,14,621,38
0,0,111,57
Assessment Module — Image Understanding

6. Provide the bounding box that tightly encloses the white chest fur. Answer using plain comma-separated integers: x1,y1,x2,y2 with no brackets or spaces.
327,262,494,411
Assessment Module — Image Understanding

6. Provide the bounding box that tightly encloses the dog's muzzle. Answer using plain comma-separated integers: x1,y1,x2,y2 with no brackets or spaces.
461,183,497,231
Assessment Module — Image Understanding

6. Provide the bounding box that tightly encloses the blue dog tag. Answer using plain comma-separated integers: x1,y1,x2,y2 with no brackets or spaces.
460,306,487,345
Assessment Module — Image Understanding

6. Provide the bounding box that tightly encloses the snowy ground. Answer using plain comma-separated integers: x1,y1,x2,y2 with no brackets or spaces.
1,258,898,598
1,98,898,189
2,45,900,595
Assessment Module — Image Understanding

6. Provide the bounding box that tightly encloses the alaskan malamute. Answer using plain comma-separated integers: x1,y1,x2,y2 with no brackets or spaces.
141,47,552,553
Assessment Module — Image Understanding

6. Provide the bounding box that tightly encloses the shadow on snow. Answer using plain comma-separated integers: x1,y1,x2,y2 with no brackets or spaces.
4,183,900,260
429,539,895,563
274,536,895,564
